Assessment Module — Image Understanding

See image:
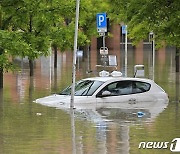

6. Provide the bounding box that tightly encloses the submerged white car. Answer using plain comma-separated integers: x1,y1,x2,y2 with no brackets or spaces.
35,75,169,117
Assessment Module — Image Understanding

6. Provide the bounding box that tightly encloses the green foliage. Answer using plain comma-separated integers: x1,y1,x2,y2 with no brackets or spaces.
50,0,109,50
128,21,150,45
0,0,52,71
0,30,29,71
109,0,180,48
0,0,111,72
0,53,14,72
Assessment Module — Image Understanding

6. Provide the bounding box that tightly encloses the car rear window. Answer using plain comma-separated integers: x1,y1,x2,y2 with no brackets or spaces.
132,81,151,93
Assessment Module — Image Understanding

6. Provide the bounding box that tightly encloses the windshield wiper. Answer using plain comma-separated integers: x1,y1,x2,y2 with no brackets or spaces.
81,82,94,96
59,86,71,95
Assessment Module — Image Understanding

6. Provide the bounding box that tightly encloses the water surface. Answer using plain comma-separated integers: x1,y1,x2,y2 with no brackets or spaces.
0,47,179,154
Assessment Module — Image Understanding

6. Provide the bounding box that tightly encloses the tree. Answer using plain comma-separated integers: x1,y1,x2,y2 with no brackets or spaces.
110,0,180,72
4,0,52,76
49,0,109,68
0,0,110,88
0,1,32,88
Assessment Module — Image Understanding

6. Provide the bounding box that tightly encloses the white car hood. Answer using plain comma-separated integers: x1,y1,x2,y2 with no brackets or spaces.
35,94,69,107
35,94,97,110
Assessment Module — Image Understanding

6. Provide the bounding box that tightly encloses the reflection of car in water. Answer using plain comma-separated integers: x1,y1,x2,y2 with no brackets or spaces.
97,108,156,121
35,76,169,117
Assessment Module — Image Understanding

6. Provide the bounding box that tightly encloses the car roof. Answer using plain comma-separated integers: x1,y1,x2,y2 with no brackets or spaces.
83,76,154,84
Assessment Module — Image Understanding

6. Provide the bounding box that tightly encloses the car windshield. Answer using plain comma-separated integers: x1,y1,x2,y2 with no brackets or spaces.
60,80,104,96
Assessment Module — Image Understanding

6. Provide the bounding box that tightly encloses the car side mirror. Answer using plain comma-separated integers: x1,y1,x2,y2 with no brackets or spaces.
97,91,111,98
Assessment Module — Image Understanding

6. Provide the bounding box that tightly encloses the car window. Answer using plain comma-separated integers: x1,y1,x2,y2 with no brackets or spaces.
60,80,104,96
86,80,104,96
116,81,132,95
74,80,94,95
99,81,132,96
98,80,151,96
132,81,151,93
107,82,117,91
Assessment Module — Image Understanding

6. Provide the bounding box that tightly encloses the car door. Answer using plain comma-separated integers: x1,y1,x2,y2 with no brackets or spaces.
96,80,138,109
131,81,156,109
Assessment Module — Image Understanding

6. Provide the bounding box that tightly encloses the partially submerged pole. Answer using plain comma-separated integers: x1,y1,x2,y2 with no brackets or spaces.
71,108,76,154
125,25,128,77
152,33,155,81
70,0,80,108
0,11,3,89
149,31,155,81
0,48,3,89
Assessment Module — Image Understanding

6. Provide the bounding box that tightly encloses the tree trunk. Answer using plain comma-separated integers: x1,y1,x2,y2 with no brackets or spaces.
175,47,180,73
0,68,3,89
0,48,3,89
29,76,34,103
0,12,3,89
53,45,58,68
29,59,34,76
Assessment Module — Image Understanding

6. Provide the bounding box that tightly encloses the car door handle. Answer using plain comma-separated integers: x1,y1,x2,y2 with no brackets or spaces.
128,98,136,104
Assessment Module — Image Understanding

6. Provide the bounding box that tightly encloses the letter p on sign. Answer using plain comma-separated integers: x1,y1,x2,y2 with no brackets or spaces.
98,15,104,26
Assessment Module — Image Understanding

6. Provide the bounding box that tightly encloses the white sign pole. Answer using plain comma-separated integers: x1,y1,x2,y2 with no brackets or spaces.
70,0,80,108
152,33,155,81
125,25,128,77
71,108,76,154
103,34,106,67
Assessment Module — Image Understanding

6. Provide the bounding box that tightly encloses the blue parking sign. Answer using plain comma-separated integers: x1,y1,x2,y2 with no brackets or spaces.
122,25,127,34
96,13,107,32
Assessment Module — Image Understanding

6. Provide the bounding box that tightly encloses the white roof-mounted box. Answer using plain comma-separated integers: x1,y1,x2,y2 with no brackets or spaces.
134,65,145,78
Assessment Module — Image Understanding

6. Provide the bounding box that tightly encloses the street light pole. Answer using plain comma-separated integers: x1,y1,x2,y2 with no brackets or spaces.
102,34,106,67
149,32,155,80
125,25,128,77
152,34,155,81
70,0,80,108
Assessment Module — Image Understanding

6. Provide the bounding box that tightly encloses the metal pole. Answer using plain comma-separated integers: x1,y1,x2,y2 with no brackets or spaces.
49,49,52,91
77,53,79,71
70,0,80,108
152,33,155,81
87,45,90,72
103,35,105,50
103,35,106,67
71,108,76,154
125,25,128,77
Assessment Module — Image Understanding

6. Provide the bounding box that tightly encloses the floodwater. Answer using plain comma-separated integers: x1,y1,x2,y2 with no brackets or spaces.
0,45,179,154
